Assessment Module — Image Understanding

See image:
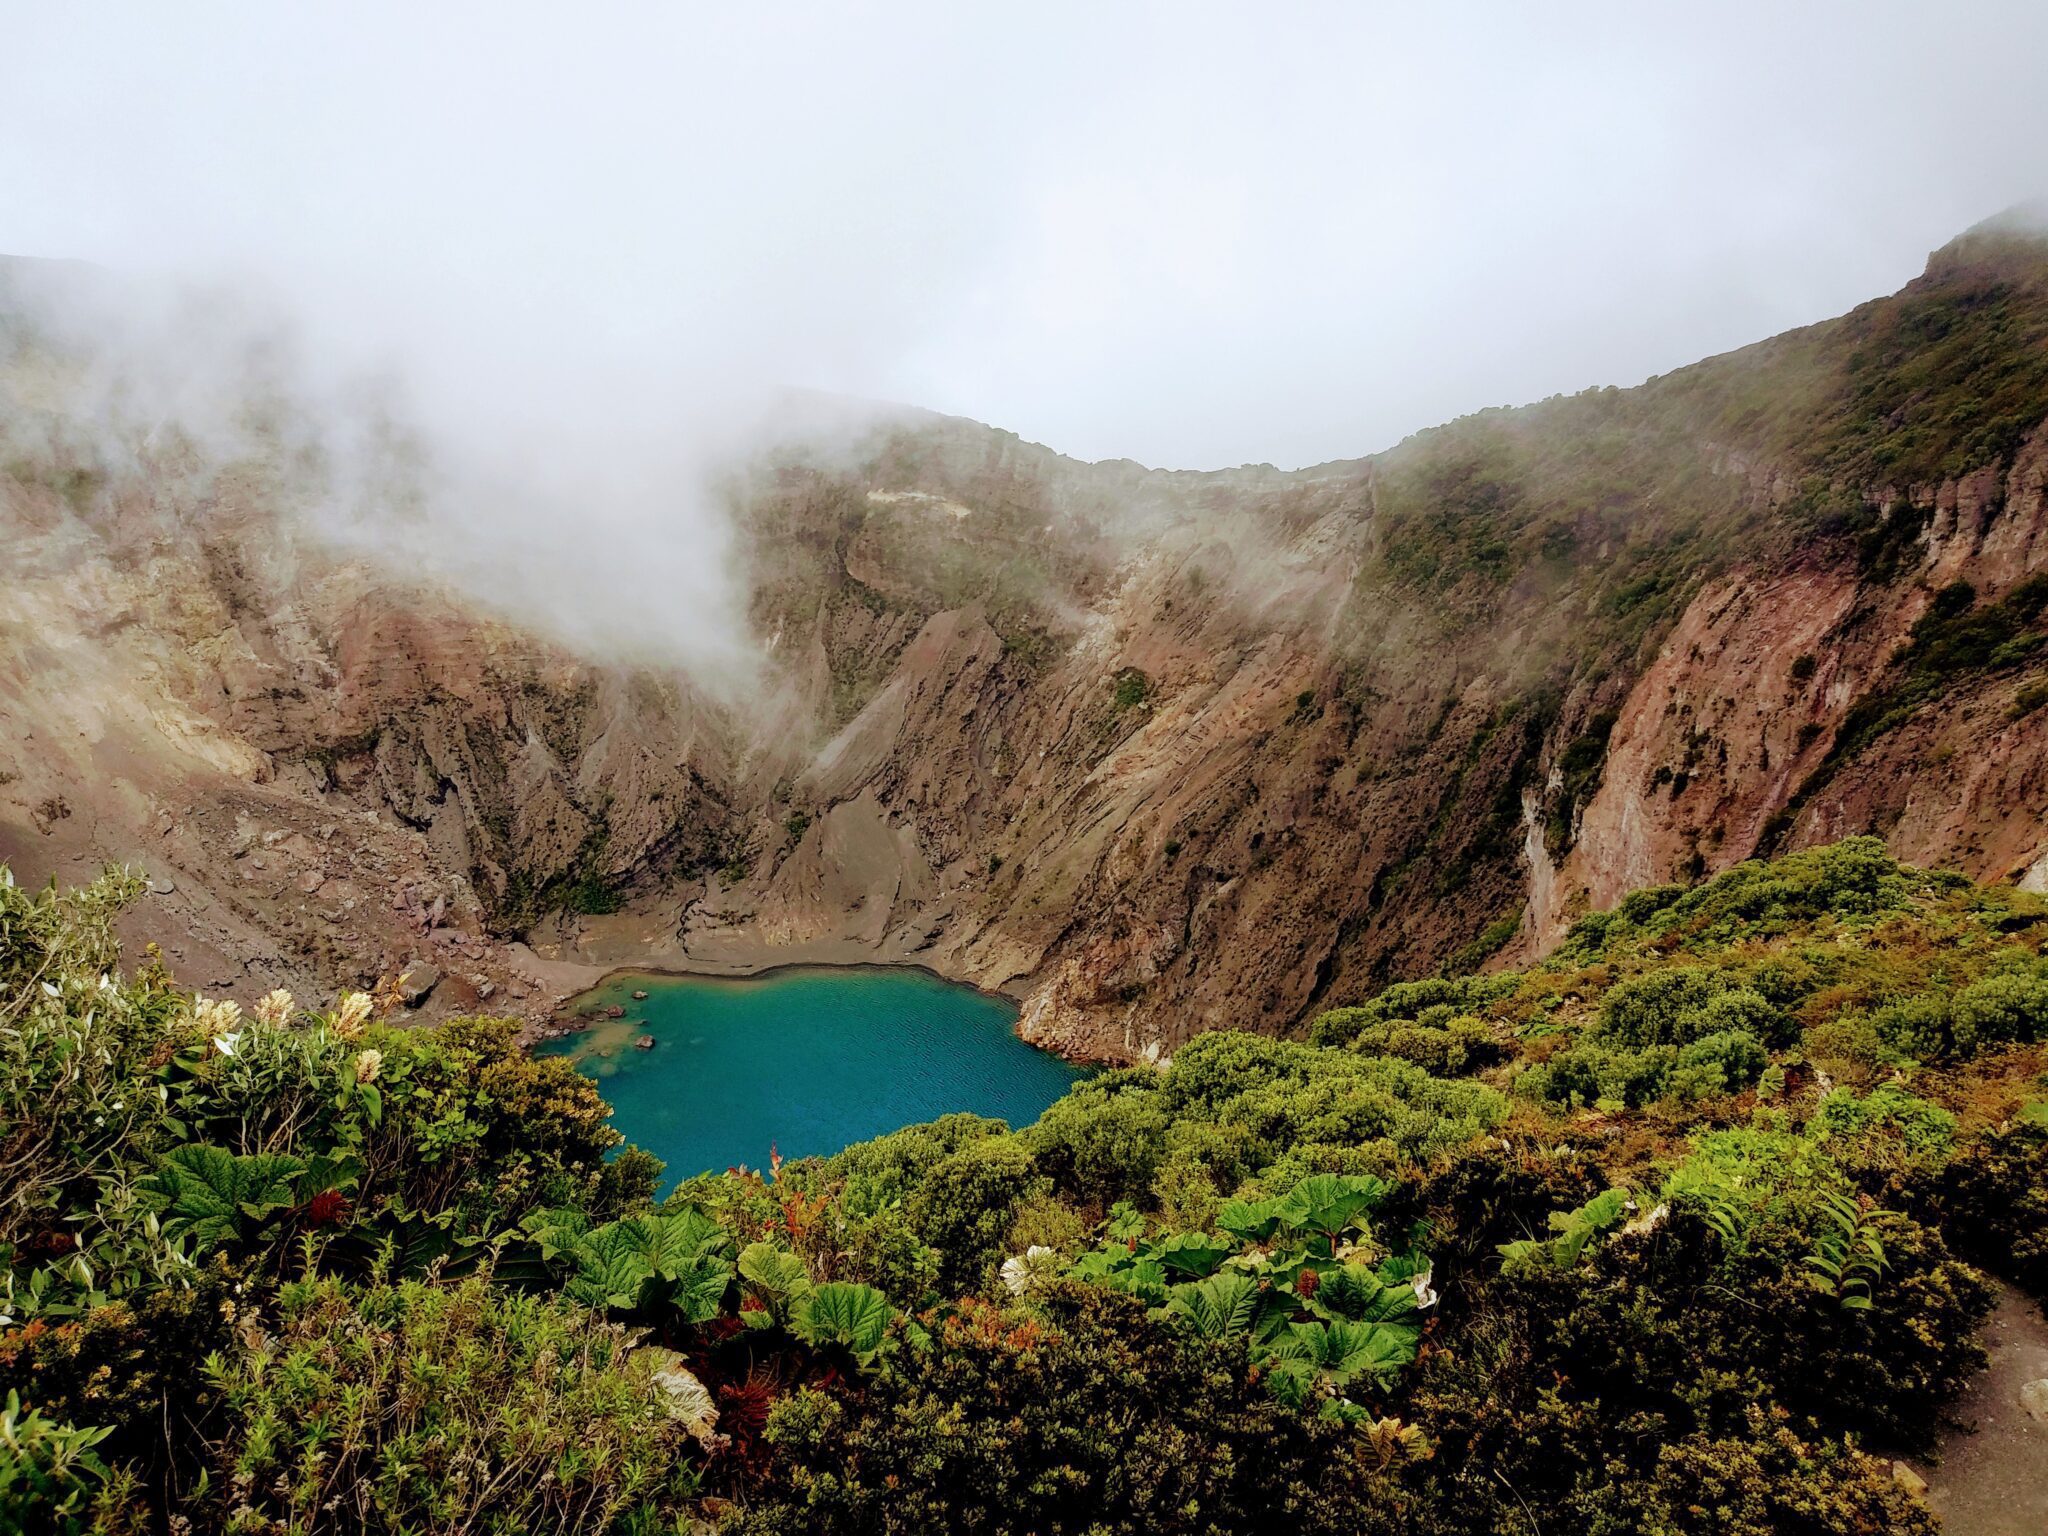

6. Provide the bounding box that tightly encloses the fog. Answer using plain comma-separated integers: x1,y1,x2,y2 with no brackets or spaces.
3,4,2047,680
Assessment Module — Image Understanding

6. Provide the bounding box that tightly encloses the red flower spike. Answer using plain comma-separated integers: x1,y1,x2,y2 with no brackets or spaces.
304,1189,352,1228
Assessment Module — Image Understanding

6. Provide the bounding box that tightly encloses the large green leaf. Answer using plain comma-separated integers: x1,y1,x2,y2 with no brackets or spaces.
1275,1174,1388,1241
1305,1262,1421,1326
142,1145,306,1248
1069,1248,1132,1284
1103,1202,1148,1241
624,1206,728,1274
1106,1258,1169,1306
564,1221,662,1310
1258,1318,1419,1387
1146,1231,1234,1278
1161,1271,1263,1341
792,1281,895,1363
643,1253,735,1324
519,1206,592,1262
738,1241,813,1301
1216,1197,1283,1244
1067,1246,1169,1304
561,1207,734,1317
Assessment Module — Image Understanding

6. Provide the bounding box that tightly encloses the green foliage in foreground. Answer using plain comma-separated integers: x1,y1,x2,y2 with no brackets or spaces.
5,839,2047,1533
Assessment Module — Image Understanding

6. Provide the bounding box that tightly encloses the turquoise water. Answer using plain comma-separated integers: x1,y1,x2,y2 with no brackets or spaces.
537,966,1086,1187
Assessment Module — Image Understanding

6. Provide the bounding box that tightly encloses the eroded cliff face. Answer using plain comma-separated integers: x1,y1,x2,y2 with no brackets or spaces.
1523,422,2048,952
8,219,2048,1058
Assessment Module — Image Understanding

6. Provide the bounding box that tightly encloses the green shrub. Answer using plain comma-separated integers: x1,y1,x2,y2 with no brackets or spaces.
1027,1084,1171,1207
1558,837,1919,959
1109,668,1151,711
907,1135,1044,1293
0,1389,140,1536
1670,1028,1770,1099
1949,968,2048,1048
1309,975,1520,1048
1934,1121,2048,1295
1874,967,2048,1061
733,1285,1412,1536
196,1276,703,1533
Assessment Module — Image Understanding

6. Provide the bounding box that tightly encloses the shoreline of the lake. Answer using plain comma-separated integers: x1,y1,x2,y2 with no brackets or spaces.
518,939,1120,1062
566,956,1025,1012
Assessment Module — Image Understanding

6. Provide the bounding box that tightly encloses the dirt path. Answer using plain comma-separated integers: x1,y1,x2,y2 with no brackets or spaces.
1909,1284,2048,1535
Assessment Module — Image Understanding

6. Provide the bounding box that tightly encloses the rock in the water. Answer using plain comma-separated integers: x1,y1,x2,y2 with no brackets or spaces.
635,1034,656,1050
1890,1461,1927,1497
606,1003,627,1019
632,989,649,1000
400,966,441,1007
2021,1377,2048,1424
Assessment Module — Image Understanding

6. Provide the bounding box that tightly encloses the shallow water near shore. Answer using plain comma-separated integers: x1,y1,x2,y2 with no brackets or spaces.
538,965,1088,1188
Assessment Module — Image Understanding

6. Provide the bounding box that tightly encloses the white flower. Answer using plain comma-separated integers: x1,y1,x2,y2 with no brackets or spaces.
1622,1202,1670,1239
255,989,295,1027
999,1245,1061,1296
1409,1262,1438,1311
353,1048,383,1085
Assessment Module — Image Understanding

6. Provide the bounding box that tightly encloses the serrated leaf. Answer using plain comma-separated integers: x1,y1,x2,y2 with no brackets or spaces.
1161,1271,1263,1341
738,1241,813,1302
1217,1197,1283,1244
142,1145,306,1248
792,1281,894,1363
1307,1263,1419,1326
1275,1175,1388,1241
1145,1231,1234,1278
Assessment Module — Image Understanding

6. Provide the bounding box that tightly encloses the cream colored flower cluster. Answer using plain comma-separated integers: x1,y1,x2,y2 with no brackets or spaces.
191,987,377,1052
190,996,243,1036
333,991,374,1039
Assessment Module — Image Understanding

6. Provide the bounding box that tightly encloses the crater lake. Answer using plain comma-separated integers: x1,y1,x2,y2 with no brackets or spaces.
537,965,1088,1187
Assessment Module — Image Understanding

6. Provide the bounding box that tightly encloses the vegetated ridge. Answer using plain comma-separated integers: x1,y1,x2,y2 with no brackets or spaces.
4,837,2045,1532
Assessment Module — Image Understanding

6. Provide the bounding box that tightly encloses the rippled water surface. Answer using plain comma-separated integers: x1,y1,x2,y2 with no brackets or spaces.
538,966,1086,1187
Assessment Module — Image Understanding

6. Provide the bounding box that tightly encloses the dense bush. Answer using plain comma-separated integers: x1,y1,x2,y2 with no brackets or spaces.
191,1276,704,1534
1933,1118,2048,1293
733,1285,1415,1536
5,842,2044,1533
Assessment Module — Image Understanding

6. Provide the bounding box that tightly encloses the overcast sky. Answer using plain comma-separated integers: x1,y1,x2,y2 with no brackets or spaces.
4,3,2047,472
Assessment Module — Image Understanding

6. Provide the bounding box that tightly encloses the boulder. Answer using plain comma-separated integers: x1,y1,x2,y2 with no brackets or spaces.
400,966,441,1007
632,989,649,1001
2021,1377,2048,1424
635,1034,656,1050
